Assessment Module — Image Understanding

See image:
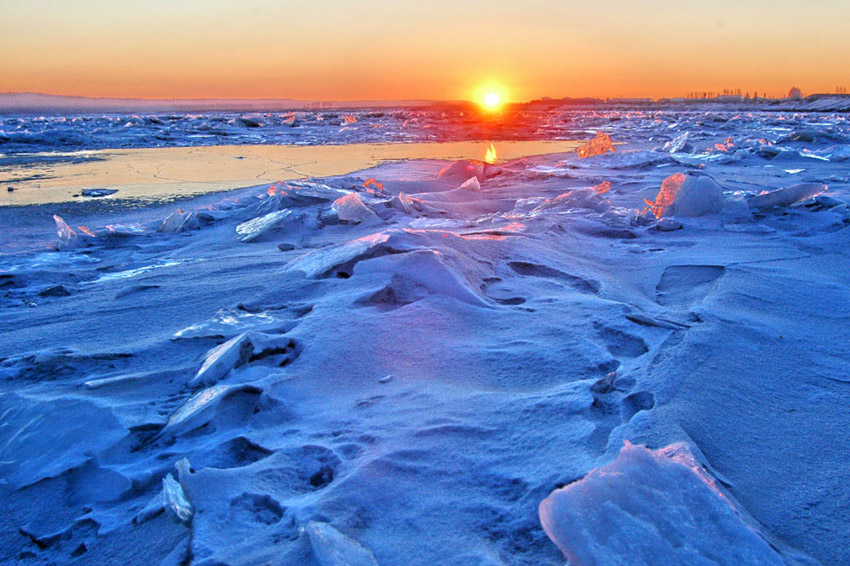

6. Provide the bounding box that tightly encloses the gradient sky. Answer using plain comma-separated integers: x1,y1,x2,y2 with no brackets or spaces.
1,0,848,102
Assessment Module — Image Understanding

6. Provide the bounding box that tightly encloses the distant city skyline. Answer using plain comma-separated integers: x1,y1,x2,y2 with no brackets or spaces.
1,0,848,102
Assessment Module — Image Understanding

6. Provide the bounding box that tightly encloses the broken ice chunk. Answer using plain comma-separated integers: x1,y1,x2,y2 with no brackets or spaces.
387,192,436,216
747,183,827,210
161,383,262,437
162,473,193,525
54,214,79,251
103,224,146,237
644,172,724,218
656,218,683,231
332,194,380,224
530,188,610,215
539,442,784,566
283,231,392,278
459,176,481,192
286,180,352,202
173,309,279,340
236,210,291,242
158,210,199,233
188,331,298,386
661,132,692,154
81,188,118,198
576,131,616,158
190,333,254,387
305,521,379,566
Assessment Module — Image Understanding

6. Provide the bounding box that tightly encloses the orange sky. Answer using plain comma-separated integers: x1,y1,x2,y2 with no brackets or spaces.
1,0,848,101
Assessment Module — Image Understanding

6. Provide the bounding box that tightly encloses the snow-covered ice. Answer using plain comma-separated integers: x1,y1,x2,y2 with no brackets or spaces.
1,107,849,566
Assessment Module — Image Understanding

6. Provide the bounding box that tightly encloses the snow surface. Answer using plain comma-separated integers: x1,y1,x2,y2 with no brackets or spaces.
1,109,849,565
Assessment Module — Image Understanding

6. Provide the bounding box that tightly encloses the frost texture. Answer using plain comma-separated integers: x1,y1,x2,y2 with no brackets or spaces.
539,442,784,566
577,131,616,158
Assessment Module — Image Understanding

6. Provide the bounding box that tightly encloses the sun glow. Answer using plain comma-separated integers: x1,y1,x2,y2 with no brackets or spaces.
482,92,502,111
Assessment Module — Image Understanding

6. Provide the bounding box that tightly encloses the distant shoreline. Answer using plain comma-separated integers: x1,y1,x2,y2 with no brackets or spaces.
2,92,849,114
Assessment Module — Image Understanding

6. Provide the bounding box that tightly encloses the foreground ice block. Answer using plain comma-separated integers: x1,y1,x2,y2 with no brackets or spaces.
305,521,379,566
539,442,784,566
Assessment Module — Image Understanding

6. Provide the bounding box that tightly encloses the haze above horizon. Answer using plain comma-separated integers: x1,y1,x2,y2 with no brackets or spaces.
1,0,848,102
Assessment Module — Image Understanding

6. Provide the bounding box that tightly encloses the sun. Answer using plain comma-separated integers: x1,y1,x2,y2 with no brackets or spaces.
482,92,502,111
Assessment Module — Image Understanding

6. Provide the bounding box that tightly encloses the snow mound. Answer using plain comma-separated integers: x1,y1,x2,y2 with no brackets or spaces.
577,131,616,158
645,172,724,218
438,160,485,182
539,442,784,566
354,249,489,307
0,393,127,488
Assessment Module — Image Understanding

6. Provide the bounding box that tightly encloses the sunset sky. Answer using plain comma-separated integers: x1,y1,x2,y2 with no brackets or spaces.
1,0,848,102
